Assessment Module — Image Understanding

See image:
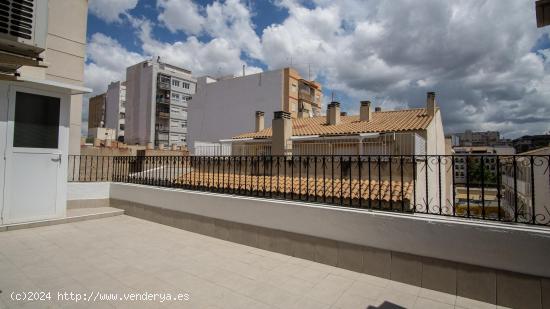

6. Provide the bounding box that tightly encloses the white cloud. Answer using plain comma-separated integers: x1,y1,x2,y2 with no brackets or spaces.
89,0,139,23
157,0,204,35
138,20,260,77
156,0,262,60
261,0,550,136
82,33,144,135
84,33,144,95
84,0,550,137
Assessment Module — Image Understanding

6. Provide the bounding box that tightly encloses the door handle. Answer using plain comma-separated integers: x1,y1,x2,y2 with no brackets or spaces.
51,154,62,163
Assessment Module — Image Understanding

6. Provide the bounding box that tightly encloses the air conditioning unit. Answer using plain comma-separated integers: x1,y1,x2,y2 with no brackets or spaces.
0,0,48,58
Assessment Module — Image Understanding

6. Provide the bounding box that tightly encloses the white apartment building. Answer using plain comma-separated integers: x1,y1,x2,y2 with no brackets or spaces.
105,81,126,142
125,59,196,148
188,67,322,153
0,0,90,225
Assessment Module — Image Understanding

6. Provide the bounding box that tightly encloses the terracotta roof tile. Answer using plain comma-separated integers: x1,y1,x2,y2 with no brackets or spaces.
176,173,413,203
233,108,434,139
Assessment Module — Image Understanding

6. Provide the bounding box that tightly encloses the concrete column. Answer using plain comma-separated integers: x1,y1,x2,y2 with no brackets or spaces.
272,111,292,156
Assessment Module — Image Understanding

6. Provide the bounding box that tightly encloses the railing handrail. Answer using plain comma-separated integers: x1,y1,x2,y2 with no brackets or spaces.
68,154,550,227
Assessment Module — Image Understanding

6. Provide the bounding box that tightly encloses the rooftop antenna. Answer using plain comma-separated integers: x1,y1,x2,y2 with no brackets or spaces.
331,91,334,101
242,64,245,76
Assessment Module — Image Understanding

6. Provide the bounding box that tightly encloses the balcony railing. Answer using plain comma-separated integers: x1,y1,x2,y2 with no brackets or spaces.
68,154,550,226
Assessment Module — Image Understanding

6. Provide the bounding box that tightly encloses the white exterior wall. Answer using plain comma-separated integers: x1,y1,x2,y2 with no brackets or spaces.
188,70,284,152
108,183,550,278
0,0,89,224
414,110,448,214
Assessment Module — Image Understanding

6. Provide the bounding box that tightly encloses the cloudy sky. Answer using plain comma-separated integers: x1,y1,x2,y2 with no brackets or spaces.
85,0,550,138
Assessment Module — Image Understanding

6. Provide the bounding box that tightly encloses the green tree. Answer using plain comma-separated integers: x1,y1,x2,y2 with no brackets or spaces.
468,157,496,185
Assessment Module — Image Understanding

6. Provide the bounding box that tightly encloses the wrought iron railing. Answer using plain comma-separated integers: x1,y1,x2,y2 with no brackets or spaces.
68,154,550,226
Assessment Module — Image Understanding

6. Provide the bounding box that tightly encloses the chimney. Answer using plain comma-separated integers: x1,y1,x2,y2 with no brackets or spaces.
255,111,265,132
360,101,372,121
427,92,436,116
272,111,292,156
327,102,341,125
375,107,382,112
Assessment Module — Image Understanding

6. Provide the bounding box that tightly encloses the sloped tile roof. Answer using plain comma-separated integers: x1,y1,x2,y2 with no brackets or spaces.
233,108,435,139
176,173,414,203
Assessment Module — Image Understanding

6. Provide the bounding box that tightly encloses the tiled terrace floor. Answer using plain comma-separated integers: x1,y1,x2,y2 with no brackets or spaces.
0,215,497,309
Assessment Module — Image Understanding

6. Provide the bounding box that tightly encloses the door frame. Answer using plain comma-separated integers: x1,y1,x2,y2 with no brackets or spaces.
0,83,70,224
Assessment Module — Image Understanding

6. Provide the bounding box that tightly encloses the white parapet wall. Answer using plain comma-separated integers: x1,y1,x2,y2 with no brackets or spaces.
105,183,550,278
67,182,111,201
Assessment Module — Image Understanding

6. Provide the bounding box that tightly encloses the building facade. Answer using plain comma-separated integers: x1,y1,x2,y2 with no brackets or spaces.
88,92,106,130
125,59,196,148
0,0,90,224
454,130,500,147
188,67,322,151
88,127,116,141
223,92,447,214
501,147,550,225
105,81,126,142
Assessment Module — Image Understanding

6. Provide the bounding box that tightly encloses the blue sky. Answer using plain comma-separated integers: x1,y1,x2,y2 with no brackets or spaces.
85,0,550,138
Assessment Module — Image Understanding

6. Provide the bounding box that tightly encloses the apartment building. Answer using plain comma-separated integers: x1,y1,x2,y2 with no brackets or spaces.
224,92,447,213
125,59,196,148
105,81,126,142
88,92,106,130
454,130,501,147
0,0,90,224
188,67,322,151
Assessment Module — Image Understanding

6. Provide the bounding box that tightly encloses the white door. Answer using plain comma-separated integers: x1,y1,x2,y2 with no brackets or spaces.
1,87,66,224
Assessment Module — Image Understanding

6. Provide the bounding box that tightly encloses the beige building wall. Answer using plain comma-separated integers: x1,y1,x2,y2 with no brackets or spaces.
19,0,89,154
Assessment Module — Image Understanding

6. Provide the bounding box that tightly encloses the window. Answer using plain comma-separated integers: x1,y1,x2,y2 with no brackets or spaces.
120,124,125,130
13,92,60,148
171,92,180,100
172,80,180,87
182,82,190,89
119,112,125,119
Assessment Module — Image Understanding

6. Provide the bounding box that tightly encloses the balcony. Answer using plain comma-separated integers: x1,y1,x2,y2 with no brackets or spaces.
57,153,550,308
157,74,171,90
